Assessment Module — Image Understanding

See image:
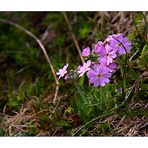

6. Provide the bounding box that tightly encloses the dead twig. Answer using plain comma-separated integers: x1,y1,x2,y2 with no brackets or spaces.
63,12,84,63
0,18,60,104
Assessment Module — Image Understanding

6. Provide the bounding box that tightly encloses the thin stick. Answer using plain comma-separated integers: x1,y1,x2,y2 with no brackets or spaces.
63,12,84,63
0,18,60,103
112,36,128,97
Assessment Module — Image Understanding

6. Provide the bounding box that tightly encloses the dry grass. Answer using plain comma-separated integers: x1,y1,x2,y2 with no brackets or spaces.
0,99,147,136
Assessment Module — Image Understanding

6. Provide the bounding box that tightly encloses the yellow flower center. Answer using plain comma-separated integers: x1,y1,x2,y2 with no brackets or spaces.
118,43,122,47
98,73,102,78
106,53,109,56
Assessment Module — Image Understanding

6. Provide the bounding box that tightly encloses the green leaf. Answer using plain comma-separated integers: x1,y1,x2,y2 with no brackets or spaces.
139,44,148,67
78,76,84,86
74,81,87,104
133,13,143,26
79,24,90,39
141,44,148,57
127,31,136,41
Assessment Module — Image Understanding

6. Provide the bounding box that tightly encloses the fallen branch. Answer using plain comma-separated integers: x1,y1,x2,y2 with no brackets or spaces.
0,18,60,104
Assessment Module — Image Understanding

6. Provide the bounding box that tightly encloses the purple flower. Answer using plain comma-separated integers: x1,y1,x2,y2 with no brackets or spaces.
99,44,117,65
106,33,131,55
93,41,105,54
99,58,117,73
81,47,90,57
56,64,68,79
87,64,111,87
77,60,91,77
64,75,70,80
107,62,117,72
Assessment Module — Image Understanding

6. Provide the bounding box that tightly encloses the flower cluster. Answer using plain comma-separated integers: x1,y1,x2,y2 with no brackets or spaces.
56,33,132,87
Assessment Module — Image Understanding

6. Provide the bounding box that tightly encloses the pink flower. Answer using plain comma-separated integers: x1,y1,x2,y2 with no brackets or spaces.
56,64,68,79
87,64,111,87
93,41,105,54
99,44,117,65
81,47,90,57
99,58,117,73
106,33,131,55
77,60,91,77
107,62,117,72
